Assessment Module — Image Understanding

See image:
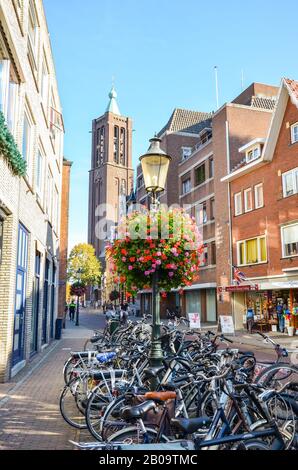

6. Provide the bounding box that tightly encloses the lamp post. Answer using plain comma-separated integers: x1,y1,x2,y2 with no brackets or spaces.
75,268,83,326
139,136,171,374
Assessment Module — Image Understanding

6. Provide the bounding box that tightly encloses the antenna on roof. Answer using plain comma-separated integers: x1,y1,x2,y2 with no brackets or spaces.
214,66,219,109
241,69,244,90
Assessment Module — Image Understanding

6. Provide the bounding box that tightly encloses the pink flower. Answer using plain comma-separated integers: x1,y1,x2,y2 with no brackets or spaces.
156,259,162,265
157,251,162,257
145,271,150,276
122,257,127,262
168,272,174,277
128,265,133,271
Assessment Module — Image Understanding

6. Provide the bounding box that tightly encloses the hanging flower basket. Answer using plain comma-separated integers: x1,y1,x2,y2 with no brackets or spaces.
109,290,120,302
70,282,86,298
106,208,203,296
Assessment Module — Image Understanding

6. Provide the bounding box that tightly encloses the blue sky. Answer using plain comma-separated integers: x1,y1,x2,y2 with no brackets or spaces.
43,0,298,250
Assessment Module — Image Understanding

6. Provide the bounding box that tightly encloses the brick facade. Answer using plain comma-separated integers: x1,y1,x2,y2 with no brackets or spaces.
0,0,64,382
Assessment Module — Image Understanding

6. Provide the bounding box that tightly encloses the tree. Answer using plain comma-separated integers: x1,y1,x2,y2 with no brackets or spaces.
67,244,102,325
68,243,102,286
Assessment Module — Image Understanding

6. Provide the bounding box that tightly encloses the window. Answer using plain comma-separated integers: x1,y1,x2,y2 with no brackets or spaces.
181,147,192,160
211,241,216,265
46,169,53,221
49,96,63,158
282,168,298,197
291,123,298,144
35,150,43,197
238,236,267,265
199,244,208,266
28,0,39,58
22,112,32,163
120,128,126,165
254,183,264,209
195,203,207,225
281,223,298,257
234,192,242,216
0,217,3,264
246,146,261,163
209,157,214,178
114,126,119,163
244,188,252,212
182,178,191,194
41,55,49,107
0,60,19,134
210,198,215,220
137,175,144,189
195,164,206,186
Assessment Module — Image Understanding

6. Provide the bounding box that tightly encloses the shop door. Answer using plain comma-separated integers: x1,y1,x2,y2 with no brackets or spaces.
42,259,50,344
206,289,217,322
186,290,201,316
50,266,56,339
13,225,28,366
30,252,41,354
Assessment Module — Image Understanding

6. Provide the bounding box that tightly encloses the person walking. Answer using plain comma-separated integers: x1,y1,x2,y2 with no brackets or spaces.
246,306,254,334
276,302,285,333
69,300,76,322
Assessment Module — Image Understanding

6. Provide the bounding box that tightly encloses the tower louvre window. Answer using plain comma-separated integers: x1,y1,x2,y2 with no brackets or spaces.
114,126,119,163
100,126,105,164
120,127,126,165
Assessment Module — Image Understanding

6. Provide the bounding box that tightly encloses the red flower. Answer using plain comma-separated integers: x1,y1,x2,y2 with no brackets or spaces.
121,248,127,255
130,257,136,262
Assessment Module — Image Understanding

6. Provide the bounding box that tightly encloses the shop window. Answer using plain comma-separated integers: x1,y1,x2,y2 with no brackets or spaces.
234,192,242,216
281,223,298,258
282,167,298,197
244,188,252,212
195,163,205,186
238,236,267,266
254,183,264,209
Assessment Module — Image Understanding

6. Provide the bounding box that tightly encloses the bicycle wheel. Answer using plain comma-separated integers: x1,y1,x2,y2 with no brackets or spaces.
59,376,96,429
107,426,169,444
86,380,118,441
255,364,298,388
232,439,271,450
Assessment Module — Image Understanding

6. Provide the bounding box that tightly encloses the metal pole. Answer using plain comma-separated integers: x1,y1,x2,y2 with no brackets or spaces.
76,296,80,326
149,190,163,389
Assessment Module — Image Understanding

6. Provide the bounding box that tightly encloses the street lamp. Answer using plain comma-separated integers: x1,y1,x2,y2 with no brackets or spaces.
75,268,83,326
139,136,171,374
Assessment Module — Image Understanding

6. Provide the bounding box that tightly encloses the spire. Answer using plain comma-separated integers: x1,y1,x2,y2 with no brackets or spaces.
106,86,121,115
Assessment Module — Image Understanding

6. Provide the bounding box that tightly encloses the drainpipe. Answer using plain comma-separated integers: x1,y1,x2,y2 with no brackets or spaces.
225,120,235,328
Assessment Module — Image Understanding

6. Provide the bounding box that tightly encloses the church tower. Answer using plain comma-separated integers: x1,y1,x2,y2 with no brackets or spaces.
88,87,134,267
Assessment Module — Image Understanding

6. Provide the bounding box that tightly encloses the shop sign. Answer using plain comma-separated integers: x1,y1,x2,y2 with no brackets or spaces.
225,284,259,292
220,315,235,334
188,312,201,329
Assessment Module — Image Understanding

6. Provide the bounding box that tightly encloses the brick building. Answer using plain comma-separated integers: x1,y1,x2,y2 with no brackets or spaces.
136,86,279,322
222,78,298,331
58,158,72,323
88,87,134,301
0,0,64,381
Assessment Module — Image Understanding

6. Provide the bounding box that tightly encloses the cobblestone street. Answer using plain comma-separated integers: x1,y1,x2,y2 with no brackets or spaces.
0,310,104,450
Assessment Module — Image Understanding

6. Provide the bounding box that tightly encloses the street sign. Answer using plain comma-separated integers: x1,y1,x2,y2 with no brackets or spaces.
188,313,201,329
220,315,235,334
225,284,259,292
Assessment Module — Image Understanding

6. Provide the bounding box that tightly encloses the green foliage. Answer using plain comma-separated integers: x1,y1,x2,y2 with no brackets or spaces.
67,243,102,287
0,111,27,176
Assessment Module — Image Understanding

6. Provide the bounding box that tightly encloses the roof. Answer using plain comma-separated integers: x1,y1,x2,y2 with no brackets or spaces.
106,86,121,115
158,108,212,137
284,78,298,108
250,96,276,110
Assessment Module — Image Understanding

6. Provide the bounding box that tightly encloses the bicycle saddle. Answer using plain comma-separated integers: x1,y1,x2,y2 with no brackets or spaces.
121,400,156,421
143,366,165,379
171,416,212,434
71,351,97,359
145,391,177,402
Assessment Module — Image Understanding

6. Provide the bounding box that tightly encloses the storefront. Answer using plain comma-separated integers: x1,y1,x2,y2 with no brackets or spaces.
183,284,217,323
232,280,298,333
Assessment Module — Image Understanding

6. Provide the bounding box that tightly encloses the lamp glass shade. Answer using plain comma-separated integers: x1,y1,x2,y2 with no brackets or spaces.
140,154,170,193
